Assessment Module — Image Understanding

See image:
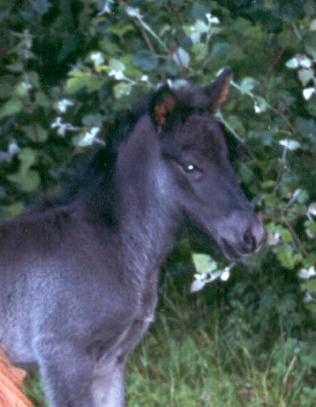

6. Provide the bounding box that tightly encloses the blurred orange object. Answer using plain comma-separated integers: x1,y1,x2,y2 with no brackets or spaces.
0,351,33,407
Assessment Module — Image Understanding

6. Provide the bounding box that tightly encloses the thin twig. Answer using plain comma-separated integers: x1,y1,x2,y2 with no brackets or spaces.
134,14,168,51
137,23,156,54
282,355,297,387
282,216,308,257
215,112,245,144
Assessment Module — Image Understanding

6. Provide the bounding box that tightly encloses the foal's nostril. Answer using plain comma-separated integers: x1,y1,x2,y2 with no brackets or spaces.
241,220,266,254
253,219,266,249
242,228,256,253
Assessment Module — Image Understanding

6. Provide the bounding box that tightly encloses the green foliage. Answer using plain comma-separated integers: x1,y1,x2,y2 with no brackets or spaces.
1,0,316,404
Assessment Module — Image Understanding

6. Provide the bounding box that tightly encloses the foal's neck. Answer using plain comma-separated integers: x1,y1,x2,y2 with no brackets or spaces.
114,117,179,281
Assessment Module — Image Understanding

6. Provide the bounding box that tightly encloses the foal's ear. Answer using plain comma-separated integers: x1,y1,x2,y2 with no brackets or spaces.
204,67,232,112
150,85,176,130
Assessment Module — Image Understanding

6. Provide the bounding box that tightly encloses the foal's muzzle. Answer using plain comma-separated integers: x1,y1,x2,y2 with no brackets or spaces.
215,213,266,261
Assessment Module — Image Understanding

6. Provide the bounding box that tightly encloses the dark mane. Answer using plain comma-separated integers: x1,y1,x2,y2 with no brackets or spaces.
29,94,153,214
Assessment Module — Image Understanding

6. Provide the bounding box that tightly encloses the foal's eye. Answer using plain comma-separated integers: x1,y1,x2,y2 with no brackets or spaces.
183,162,199,173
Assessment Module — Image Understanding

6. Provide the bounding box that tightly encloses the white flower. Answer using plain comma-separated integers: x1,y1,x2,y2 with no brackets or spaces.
109,70,125,80
205,12,220,25
189,20,209,44
303,291,316,304
51,117,78,137
97,0,114,15
220,267,231,281
303,87,315,101
286,55,312,69
90,52,105,67
57,99,74,113
254,101,262,113
190,279,207,293
308,203,316,216
21,81,32,92
208,270,222,283
267,232,280,246
286,57,300,69
8,142,20,157
298,266,316,280
310,19,316,31
220,264,234,282
126,6,142,18
51,116,62,129
78,127,100,147
279,139,301,151
108,59,126,80
298,55,312,69
190,262,234,293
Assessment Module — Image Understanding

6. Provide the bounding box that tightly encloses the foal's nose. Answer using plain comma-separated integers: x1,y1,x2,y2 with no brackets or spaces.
241,218,266,254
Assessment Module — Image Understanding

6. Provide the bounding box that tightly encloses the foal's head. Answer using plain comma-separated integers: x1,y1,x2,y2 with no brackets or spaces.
148,68,265,261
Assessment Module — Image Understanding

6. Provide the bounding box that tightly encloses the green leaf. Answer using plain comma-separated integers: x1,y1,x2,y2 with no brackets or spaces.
35,91,50,108
31,0,51,15
273,243,302,269
0,203,24,220
0,98,23,119
298,69,314,86
28,71,40,88
106,24,134,38
0,77,14,99
14,82,30,97
305,219,316,239
306,95,316,117
109,59,125,74
238,163,255,184
113,82,132,99
132,50,158,72
66,70,106,94
191,3,210,20
296,189,309,203
302,279,316,296
192,43,207,62
7,147,40,192
295,117,316,138
192,253,217,274
19,148,37,175
240,77,257,94
262,180,276,191
210,41,231,59
254,96,268,113
23,124,48,143
7,63,24,73
8,170,40,192
172,47,190,68
99,39,120,56
58,34,83,63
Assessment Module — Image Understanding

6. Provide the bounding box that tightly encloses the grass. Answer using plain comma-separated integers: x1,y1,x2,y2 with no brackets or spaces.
23,273,316,407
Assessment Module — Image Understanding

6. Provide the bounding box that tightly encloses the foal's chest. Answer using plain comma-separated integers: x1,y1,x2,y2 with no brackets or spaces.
116,271,158,358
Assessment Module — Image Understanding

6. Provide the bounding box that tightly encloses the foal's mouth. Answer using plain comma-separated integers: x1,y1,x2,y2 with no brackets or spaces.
219,238,244,262
218,236,265,262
